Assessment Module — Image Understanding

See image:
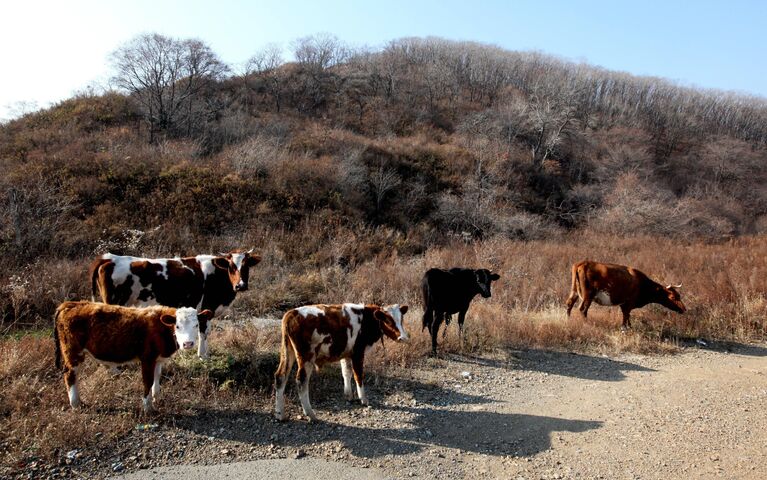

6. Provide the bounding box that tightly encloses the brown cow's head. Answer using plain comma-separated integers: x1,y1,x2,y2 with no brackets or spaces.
212,249,262,292
374,305,409,342
659,284,686,313
475,269,501,298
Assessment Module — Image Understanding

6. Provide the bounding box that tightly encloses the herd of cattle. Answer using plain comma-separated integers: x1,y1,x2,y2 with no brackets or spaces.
52,250,686,420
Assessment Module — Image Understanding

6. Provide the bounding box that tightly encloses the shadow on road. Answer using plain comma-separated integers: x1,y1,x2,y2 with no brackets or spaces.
171,373,601,459
672,338,767,357
446,349,655,382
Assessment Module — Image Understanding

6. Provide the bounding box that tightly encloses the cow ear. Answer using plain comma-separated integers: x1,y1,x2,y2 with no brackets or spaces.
373,310,388,323
399,304,409,315
247,254,262,266
212,257,230,270
160,314,176,327
198,309,214,322
490,273,500,281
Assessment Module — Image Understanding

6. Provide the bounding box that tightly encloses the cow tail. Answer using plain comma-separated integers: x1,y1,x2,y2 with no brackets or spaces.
88,258,107,302
571,264,580,299
421,279,429,332
53,307,62,370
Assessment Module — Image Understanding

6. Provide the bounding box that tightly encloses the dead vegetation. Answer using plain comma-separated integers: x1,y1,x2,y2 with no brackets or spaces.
2,34,767,475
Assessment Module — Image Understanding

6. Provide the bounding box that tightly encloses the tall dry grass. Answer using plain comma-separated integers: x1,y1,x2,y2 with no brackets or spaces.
2,233,767,473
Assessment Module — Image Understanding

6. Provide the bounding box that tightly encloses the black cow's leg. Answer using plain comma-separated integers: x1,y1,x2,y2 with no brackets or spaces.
423,308,434,333
431,313,444,354
457,310,467,348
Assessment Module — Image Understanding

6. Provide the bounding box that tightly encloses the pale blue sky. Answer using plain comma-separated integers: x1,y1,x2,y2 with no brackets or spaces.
1,0,765,121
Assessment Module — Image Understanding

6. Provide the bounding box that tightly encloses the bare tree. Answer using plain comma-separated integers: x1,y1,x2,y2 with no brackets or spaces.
245,43,284,74
292,33,349,71
110,33,228,143
369,163,402,214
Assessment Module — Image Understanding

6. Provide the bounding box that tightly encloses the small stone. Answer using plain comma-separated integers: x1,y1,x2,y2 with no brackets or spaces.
294,449,306,459
111,462,125,472
221,449,230,455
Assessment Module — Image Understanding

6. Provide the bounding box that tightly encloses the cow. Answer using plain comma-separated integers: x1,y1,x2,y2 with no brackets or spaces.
565,260,686,330
89,249,261,358
53,301,213,413
421,268,500,354
274,303,409,422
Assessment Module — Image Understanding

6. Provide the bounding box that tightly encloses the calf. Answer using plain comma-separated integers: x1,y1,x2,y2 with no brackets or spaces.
54,301,213,413
421,268,500,353
89,249,261,358
274,303,409,422
565,260,686,330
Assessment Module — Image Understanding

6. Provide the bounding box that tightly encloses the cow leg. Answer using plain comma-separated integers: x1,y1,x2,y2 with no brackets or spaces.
340,358,354,401
351,355,368,405
565,291,580,317
457,310,467,348
296,360,317,421
151,362,163,400
620,305,632,332
579,292,593,318
430,313,444,355
422,308,433,333
197,322,211,360
141,359,157,414
442,313,450,340
274,345,295,421
64,365,82,409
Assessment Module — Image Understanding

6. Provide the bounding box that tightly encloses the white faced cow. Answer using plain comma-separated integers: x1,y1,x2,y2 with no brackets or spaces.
54,301,212,413
274,303,409,422
89,249,261,358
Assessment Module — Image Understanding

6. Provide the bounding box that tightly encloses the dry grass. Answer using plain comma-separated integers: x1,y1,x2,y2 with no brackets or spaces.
2,234,767,472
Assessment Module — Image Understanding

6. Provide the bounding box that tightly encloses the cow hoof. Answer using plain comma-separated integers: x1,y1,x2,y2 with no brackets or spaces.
305,414,319,423
274,412,285,422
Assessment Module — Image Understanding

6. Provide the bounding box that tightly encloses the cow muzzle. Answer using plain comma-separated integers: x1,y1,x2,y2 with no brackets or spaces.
235,282,247,292
182,341,195,350
397,333,410,342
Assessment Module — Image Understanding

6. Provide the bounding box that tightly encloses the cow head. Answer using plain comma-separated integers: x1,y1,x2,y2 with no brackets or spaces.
660,284,686,313
161,308,213,350
475,269,501,298
375,305,409,342
383,304,410,341
212,249,262,292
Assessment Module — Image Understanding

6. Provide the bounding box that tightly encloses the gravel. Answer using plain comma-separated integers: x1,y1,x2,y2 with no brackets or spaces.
11,343,767,479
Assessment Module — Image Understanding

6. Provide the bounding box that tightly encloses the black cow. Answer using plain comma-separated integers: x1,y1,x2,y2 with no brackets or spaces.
421,268,500,353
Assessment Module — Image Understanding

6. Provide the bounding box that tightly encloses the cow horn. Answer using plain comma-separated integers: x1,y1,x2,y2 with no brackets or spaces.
667,284,682,289
247,248,254,254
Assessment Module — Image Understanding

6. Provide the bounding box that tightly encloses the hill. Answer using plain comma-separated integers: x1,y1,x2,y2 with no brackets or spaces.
1,34,767,332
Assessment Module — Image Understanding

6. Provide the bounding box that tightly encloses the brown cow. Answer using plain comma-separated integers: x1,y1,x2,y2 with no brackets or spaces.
274,303,409,422
565,260,686,330
54,301,213,413
89,250,261,358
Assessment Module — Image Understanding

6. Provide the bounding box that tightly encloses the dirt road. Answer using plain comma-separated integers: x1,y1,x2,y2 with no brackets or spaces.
106,343,767,480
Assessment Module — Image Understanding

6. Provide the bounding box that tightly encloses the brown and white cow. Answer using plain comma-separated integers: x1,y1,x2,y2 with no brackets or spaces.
565,260,686,330
89,250,261,358
54,301,212,413
274,303,409,422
